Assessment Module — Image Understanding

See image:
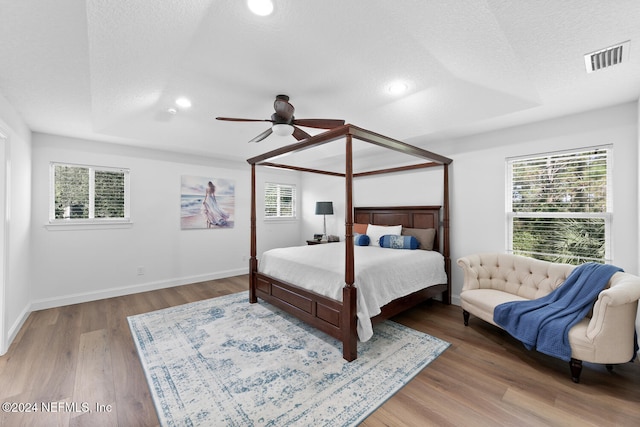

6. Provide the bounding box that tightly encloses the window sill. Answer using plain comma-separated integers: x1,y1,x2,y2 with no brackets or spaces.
263,217,298,223
45,220,133,231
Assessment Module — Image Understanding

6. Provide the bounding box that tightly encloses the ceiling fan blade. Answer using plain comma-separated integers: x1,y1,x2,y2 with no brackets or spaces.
292,118,346,129
274,98,295,121
216,117,273,123
292,126,312,141
249,127,273,143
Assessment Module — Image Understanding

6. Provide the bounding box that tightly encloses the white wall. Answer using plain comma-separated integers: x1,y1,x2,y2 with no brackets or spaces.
301,167,445,241
301,174,344,242
252,168,303,256
301,102,639,305
5,100,638,354
443,102,638,293
636,98,640,342
0,92,32,355
30,133,301,310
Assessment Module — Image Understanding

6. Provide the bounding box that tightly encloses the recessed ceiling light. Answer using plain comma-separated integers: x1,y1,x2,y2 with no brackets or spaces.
167,107,178,115
175,97,192,108
247,0,273,16
387,81,409,95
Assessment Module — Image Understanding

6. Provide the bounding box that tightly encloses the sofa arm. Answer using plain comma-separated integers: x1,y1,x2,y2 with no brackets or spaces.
457,255,481,291
586,272,640,342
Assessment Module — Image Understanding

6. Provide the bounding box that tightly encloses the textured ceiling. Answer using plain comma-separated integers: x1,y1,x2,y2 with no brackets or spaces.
0,0,639,163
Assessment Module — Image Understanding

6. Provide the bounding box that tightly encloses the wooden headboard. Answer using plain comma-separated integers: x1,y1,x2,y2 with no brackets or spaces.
354,206,441,252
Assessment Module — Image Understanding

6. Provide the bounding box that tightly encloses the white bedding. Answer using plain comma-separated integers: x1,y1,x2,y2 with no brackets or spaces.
258,242,447,342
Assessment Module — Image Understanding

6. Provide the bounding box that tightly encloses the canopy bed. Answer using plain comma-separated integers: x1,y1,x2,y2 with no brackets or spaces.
247,124,452,361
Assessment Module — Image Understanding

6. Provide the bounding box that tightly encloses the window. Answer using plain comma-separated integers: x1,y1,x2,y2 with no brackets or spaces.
507,147,611,264
264,183,296,219
50,163,130,223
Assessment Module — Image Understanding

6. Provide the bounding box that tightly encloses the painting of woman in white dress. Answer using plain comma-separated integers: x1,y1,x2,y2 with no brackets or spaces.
202,181,230,227
181,176,235,229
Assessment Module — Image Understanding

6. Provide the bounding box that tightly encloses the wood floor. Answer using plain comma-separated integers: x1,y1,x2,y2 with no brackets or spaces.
1,275,639,426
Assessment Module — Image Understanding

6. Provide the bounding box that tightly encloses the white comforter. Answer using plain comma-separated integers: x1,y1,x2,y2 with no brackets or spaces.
258,242,447,342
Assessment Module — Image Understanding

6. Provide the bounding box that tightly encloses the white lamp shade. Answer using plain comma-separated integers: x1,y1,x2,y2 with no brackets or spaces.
272,123,294,136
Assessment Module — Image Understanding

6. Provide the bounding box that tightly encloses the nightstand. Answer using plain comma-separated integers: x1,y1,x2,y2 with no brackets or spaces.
306,240,327,245
307,239,339,245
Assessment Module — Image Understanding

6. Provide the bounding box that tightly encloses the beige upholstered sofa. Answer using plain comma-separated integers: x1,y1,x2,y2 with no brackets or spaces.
458,253,640,382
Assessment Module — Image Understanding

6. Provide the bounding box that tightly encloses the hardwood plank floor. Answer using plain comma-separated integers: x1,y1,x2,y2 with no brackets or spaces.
1,275,638,426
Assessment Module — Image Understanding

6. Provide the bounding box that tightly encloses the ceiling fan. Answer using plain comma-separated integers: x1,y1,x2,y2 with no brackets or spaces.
216,94,345,142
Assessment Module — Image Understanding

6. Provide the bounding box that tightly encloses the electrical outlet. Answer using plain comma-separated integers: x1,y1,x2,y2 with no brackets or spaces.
137,266,145,275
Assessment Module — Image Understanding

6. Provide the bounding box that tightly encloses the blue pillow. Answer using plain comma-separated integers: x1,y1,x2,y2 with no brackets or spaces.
379,235,419,250
354,233,370,246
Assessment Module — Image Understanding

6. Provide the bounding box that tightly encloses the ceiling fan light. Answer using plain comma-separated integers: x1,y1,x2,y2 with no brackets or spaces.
272,124,294,136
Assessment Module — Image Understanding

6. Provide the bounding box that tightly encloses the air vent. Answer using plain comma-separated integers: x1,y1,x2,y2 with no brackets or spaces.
584,41,630,73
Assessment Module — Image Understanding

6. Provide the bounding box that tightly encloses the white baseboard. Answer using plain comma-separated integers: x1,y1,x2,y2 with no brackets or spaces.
2,303,31,356
451,294,461,306
30,267,248,312
1,268,244,355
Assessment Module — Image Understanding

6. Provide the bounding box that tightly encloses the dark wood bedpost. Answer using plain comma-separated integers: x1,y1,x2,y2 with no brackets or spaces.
443,163,451,304
249,163,258,303
343,133,358,361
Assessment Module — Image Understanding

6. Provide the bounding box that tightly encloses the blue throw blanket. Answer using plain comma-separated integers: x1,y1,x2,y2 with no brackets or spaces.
493,262,622,362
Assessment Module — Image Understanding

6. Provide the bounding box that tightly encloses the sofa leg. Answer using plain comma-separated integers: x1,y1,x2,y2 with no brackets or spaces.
570,358,583,383
463,310,470,326
605,364,614,373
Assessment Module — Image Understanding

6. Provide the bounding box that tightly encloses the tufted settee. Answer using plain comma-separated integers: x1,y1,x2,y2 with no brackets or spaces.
458,253,640,382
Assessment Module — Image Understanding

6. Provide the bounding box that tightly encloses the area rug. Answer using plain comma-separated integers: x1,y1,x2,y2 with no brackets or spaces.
128,291,450,426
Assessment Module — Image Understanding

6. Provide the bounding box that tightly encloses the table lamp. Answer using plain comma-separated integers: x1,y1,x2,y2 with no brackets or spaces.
315,201,333,241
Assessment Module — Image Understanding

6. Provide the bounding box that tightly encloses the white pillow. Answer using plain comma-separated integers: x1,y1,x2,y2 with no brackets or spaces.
367,224,402,247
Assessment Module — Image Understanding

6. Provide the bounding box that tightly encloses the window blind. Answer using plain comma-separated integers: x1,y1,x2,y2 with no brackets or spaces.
507,148,610,264
54,165,90,219
264,183,296,218
52,163,129,221
94,170,126,218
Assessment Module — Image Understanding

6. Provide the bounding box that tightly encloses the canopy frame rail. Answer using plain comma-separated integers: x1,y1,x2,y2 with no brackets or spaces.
248,124,452,361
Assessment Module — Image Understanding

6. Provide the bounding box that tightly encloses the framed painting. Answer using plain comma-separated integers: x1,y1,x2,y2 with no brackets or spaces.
181,175,235,229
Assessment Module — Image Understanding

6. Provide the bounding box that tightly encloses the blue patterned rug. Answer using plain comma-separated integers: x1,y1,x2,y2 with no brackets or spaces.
128,291,449,426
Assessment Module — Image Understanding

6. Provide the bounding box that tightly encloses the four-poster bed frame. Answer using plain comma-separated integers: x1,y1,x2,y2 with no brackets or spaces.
247,124,453,361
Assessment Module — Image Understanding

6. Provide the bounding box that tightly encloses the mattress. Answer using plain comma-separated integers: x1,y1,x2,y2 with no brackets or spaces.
258,242,447,341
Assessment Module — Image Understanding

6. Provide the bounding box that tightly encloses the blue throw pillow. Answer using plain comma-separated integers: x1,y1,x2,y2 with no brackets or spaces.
354,233,370,246
379,234,419,250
